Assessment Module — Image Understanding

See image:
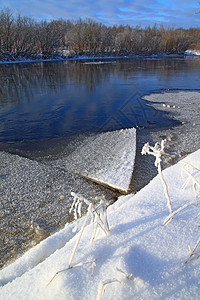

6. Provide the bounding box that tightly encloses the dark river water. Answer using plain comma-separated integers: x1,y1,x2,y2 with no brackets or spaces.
0,56,200,150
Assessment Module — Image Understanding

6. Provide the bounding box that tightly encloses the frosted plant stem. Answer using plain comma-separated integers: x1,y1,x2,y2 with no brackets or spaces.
182,166,200,197
158,162,173,214
141,140,173,215
68,205,92,267
90,211,108,243
163,201,199,225
93,207,110,233
185,238,200,264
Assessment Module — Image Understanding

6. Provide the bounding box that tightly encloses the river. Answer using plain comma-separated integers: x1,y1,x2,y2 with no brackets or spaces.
0,56,200,268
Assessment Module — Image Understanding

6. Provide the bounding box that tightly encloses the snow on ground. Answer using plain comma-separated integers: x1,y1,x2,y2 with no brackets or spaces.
0,149,199,300
185,50,200,56
50,128,136,193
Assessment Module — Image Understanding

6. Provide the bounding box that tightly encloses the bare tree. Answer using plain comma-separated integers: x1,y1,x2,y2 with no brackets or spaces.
13,14,37,53
0,8,14,52
0,7,200,59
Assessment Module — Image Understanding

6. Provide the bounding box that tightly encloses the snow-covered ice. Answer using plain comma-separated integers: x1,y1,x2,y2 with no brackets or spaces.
1,149,199,300
50,128,136,193
129,90,200,193
143,90,200,162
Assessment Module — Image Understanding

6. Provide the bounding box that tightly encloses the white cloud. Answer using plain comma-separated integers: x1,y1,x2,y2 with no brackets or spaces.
0,0,200,27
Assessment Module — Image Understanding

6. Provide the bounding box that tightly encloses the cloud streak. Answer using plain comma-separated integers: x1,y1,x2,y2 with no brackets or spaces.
0,0,200,28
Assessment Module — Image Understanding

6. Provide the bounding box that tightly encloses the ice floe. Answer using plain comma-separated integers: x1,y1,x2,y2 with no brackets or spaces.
53,128,136,193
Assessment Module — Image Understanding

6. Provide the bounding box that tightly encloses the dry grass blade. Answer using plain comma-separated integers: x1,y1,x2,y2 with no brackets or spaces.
96,279,121,300
94,203,110,233
47,260,95,286
185,238,200,264
181,163,200,198
182,162,200,172
191,238,200,255
90,206,109,243
116,267,137,280
163,201,199,225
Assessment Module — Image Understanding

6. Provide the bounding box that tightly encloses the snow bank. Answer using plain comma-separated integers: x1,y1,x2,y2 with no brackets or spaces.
1,149,199,300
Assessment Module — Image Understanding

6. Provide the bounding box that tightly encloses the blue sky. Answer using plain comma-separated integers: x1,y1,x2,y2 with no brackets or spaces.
0,0,200,28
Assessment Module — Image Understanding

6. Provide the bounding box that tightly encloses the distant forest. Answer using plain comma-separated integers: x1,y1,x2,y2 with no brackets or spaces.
0,7,200,60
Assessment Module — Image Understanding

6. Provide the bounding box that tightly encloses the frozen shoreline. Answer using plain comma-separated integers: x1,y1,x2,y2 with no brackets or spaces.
1,90,200,268
0,90,200,296
0,129,136,268
0,147,199,299
0,52,198,65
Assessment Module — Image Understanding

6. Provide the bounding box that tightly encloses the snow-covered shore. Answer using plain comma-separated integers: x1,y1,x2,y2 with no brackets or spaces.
1,88,200,299
0,148,200,299
0,52,194,64
185,49,200,56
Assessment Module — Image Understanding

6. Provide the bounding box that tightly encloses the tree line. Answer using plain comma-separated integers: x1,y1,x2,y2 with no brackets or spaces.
0,7,200,60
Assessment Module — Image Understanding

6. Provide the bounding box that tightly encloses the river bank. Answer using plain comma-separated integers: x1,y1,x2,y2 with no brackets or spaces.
0,51,197,64
1,146,199,299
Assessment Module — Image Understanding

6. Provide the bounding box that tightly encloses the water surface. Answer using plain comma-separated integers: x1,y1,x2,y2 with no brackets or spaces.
1,56,200,150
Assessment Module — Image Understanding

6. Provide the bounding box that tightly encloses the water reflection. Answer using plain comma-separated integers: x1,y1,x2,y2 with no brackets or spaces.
0,57,200,144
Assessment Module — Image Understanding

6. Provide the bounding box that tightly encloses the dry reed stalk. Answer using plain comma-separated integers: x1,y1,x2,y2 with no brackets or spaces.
181,163,200,197
163,201,199,225
116,267,137,280
47,260,95,286
185,238,200,264
69,204,92,266
96,279,121,300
